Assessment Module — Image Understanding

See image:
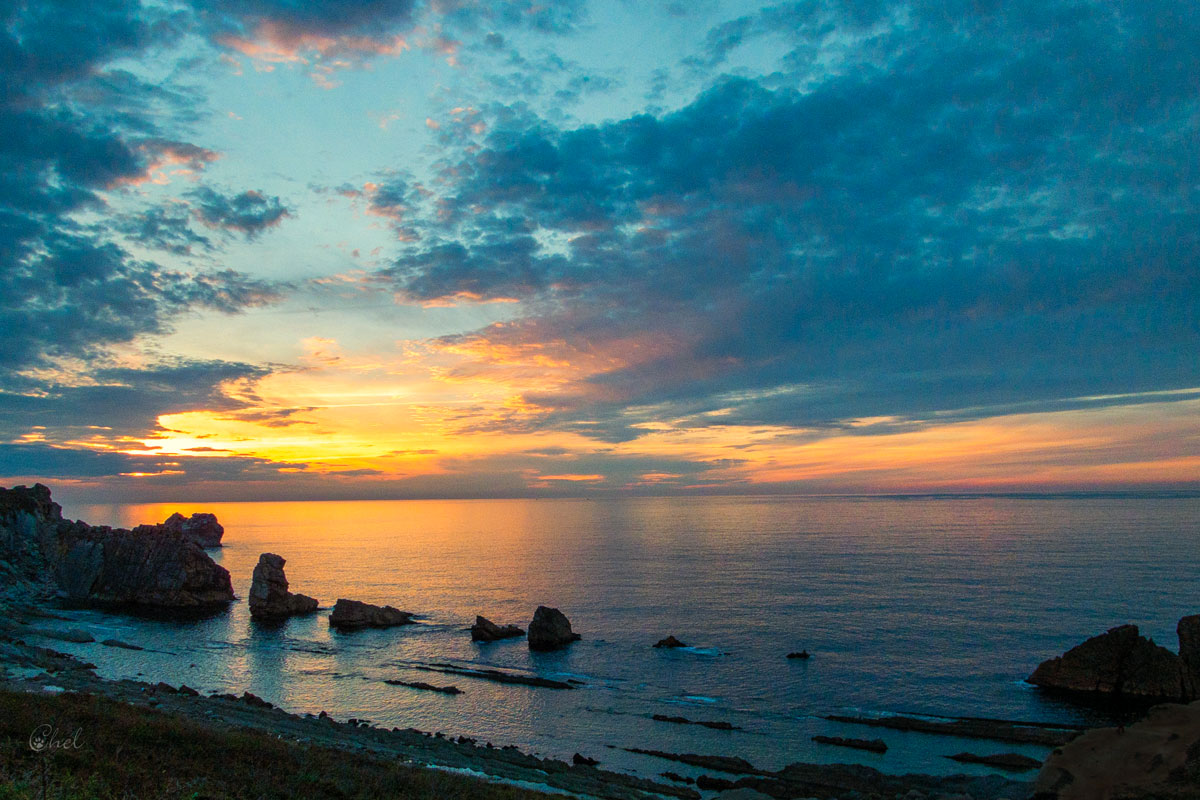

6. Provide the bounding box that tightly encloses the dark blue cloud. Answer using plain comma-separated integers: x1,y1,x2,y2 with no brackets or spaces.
378,0,1200,438
189,187,291,237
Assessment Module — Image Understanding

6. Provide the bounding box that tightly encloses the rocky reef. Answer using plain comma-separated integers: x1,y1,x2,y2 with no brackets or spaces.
528,605,580,651
1029,619,1200,703
1,484,234,611
471,615,524,642
248,553,318,620
329,598,415,630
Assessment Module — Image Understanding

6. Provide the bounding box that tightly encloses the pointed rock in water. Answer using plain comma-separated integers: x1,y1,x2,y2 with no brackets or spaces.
654,635,687,648
329,598,415,630
248,553,319,620
471,615,524,642
527,605,581,651
1028,623,1193,702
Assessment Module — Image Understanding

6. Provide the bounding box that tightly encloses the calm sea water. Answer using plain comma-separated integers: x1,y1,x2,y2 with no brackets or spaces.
46,495,1200,779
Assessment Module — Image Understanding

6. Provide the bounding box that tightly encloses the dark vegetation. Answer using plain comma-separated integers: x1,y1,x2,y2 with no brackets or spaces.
0,689,556,800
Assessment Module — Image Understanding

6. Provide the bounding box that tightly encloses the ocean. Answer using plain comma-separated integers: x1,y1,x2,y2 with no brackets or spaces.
45,494,1200,779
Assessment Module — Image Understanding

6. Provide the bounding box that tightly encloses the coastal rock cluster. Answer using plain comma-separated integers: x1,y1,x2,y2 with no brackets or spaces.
248,553,318,620
471,615,524,642
1,484,233,610
1029,620,1200,703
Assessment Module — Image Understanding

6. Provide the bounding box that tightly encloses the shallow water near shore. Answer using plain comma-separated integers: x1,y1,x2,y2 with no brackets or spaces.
43,495,1200,781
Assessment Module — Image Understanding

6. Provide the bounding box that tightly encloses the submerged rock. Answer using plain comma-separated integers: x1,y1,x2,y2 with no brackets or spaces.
1028,623,1196,702
471,615,524,642
786,650,811,659
328,598,414,630
1033,699,1200,798
947,752,1042,771
812,735,887,753
653,635,687,648
248,553,318,620
528,606,581,651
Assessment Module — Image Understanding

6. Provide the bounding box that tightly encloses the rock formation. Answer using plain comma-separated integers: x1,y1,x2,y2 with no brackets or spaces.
1029,622,1198,702
1032,699,1200,799
528,605,581,651
140,512,224,548
1180,614,1200,700
471,615,524,642
248,553,318,620
0,484,234,611
328,598,414,630
653,635,687,648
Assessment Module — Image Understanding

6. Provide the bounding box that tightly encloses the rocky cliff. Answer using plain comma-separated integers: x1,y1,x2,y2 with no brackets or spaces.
0,484,234,611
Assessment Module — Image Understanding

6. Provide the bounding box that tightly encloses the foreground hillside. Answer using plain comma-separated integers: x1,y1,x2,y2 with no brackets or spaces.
0,689,558,800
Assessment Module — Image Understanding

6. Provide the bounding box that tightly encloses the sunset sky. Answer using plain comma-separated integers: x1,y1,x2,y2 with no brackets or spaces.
2,0,1198,501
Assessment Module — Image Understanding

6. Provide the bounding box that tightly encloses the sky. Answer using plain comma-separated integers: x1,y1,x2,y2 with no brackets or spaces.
2,0,1198,502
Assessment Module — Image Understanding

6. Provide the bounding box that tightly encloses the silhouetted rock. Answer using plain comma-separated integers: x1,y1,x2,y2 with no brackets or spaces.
329,598,414,630
384,679,462,695
471,615,524,642
947,751,1041,771
812,735,887,753
654,635,687,648
248,553,318,620
134,512,223,547
653,714,737,730
1028,624,1191,702
1180,614,1200,700
528,606,581,651
0,484,234,611
101,639,143,650
1033,699,1200,799
786,650,810,659
573,753,599,766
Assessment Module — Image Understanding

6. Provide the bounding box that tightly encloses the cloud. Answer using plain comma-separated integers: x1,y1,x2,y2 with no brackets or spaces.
189,187,291,237
371,0,1200,440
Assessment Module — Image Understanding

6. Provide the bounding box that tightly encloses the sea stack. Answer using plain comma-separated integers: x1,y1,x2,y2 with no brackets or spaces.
248,553,318,620
471,615,524,642
329,599,415,630
1028,621,1198,703
527,606,580,651
132,512,224,548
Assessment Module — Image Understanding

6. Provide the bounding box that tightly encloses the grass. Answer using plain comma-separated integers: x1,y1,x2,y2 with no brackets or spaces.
0,689,562,800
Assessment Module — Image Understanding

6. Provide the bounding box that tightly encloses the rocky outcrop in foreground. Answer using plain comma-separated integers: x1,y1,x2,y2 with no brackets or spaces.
248,553,318,620
1029,619,1200,703
328,599,414,630
1033,699,1200,799
0,484,233,611
528,606,581,651
134,512,224,548
471,615,524,642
